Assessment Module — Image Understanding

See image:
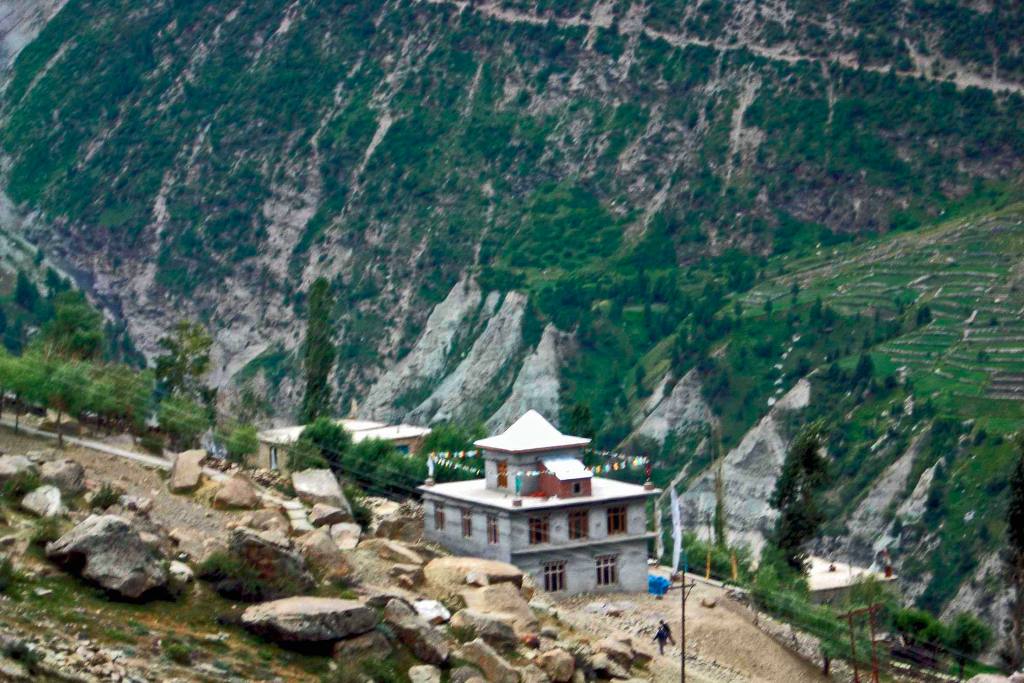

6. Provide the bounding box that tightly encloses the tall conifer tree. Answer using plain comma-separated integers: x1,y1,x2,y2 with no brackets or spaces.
299,277,335,424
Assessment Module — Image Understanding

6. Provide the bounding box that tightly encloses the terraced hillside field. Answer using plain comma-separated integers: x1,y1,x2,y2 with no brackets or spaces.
743,204,1024,432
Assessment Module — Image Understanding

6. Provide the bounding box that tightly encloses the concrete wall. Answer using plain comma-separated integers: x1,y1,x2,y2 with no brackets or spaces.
422,497,513,563
513,537,650,593
482,447,585,494
507,500,648,551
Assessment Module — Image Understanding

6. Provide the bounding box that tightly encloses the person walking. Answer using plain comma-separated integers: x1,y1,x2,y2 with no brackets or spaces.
654,619,676,655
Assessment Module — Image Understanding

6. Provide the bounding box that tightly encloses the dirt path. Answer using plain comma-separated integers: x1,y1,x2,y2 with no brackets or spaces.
555,578,827,682
424,0,1023,96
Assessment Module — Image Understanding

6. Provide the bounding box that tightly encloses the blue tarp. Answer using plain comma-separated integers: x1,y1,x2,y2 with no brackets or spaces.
648,574,671,596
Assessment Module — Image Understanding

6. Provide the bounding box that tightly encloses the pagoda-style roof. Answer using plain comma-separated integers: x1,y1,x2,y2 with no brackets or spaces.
474,410,590,455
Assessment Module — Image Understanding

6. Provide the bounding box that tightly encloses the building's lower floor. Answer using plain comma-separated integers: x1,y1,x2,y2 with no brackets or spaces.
512,538,650,594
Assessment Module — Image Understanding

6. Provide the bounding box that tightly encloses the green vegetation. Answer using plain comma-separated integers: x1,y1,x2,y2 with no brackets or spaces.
299,277,336,423
769,425,828,572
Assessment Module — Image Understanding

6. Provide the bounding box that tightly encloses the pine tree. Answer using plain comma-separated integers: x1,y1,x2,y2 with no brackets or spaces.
1007,439,1024,669
770,423,828,572
299,277,335,424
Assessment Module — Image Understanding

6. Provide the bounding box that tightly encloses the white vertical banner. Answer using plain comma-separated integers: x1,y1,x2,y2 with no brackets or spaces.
670,486,682,573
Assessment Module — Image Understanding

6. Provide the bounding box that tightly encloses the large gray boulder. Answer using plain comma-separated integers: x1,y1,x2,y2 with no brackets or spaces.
21,485,65,518
241,597,377,642
297,528,352,581
45,515,168,598
40,459,85,496
291,469,349,512
383,599,450,665
450,609,517,649
168,449,205,493
225,527,315,596
458,638,520,683
309,503,350,527
213,474,260,509
0,455,38,483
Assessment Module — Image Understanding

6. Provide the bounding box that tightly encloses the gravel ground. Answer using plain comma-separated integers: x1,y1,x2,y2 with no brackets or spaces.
554,579,828,682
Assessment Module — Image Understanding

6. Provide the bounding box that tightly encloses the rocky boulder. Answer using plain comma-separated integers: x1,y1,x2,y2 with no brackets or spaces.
168,449,205,493
297,528,351,581
40,459,85,496
374,500,424,542
424,557,523,597
291,469,349,511
409,665,442,683
330,522,361,550
241,597,377,642
450,609,518,649
213,474,260,509
461,582,538,636
458,638,520,683
225,527,315,596
414,599,450,625
236,508,290,535
383,598,450,665
537,649,575,683
45,515,168,598
309,503,350,527
333,630,392,659
360,538,425,565
21,485,65,518
0,455,38,484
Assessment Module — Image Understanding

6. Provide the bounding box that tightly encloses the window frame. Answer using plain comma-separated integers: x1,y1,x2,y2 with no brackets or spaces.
487,514,499,544
461,508,473,538
543,560,566,592
607,505,627,535
528,515,550,545
596,554,618,587
568,509,589,540
433,505,445,531
497,460,508,488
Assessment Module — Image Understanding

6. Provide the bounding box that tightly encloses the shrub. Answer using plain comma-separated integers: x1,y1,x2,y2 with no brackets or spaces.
139,432,165,455
343,483,373,528
197,551,302,602
1,471,40,500
0,556,18,593
30,518,61,547
90,483,122,510
161,638,191,665
224,424,258,463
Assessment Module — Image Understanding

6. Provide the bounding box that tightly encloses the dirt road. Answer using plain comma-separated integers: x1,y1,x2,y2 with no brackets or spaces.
555,578,827,682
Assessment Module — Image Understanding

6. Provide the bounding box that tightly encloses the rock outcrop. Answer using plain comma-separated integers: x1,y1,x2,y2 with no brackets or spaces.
297,528,351,581
241,597,377,642
461,582,538,636
21,485,64,517
40,459,85,496
423,557,523,598
383,599,450,665
213,474,260,509
168,450,205,493
291,469,348,511
458,638,519,683
486,324,569,432
450,609,518,649
0,455,37,483
45,515,168,598
226,527,315,596
632,369,715,443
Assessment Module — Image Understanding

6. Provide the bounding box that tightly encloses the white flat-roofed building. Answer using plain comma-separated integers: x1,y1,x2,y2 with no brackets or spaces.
255,418,431,472
420,410,658,595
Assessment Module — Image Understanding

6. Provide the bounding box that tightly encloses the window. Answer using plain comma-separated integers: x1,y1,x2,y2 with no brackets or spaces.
571,481,583,495
528,516,549,544
596,555,618,587
607,506,627,535
269,447,278,471
568,509,589,540
434,505,445,531
461,508,473,538
543,561,566,592
487,515,499,544
497,460,508,488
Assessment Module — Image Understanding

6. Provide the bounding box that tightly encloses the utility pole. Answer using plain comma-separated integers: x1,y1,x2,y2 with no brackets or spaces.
674,575,696,682
841,603,883,683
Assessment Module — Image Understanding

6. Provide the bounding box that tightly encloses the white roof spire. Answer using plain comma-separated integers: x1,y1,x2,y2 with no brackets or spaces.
474,409,591,454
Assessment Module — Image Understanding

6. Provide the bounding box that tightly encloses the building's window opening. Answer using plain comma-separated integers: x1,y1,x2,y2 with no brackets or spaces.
529,516,550,544
497,460,508,488
568,509,589,540
487,514,499,544
596,555,618,587
461,508,473,538
543,561,566,592
434,506,445,531
607,505,627,535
